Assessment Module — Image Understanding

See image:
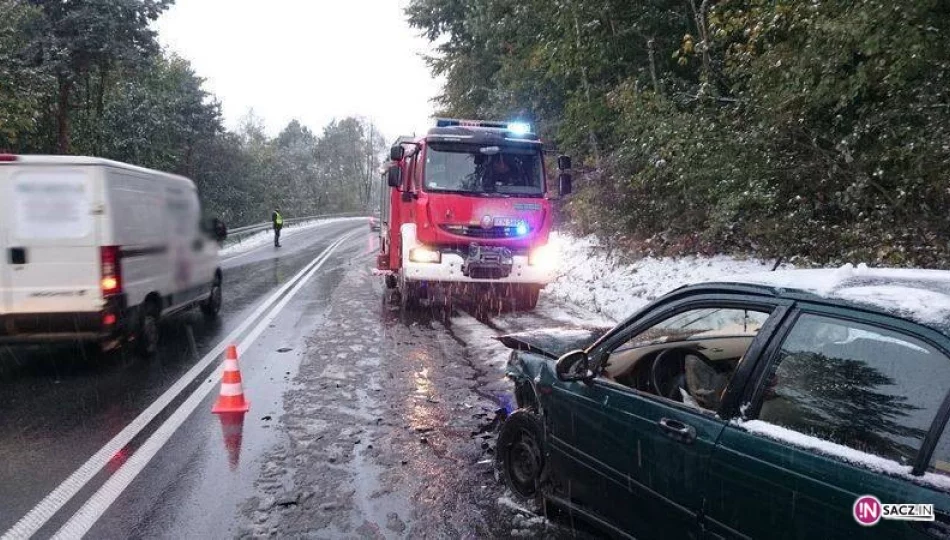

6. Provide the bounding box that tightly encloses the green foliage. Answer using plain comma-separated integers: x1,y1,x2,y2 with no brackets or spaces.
410,0,950,267
0,1,53,147
0,0,383,227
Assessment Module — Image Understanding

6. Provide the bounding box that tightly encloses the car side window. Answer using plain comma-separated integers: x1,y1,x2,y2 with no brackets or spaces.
605,307,771,412
757,313,950,467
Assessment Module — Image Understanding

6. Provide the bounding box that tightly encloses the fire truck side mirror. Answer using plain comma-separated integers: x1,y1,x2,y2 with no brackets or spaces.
390,145,405,161
557,155,572,171
387,165,403,188
558,173,573,197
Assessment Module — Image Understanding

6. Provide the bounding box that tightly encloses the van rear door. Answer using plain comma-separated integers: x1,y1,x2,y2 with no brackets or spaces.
1,165,102,315
0,167,8,317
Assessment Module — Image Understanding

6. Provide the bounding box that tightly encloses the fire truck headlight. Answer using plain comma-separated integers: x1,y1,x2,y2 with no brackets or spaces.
529,243,558,270
409,246,442,264
515,222,529,236
508,122,531,135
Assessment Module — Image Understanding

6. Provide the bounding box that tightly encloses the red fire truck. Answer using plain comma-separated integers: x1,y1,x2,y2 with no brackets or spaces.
376,119,572,310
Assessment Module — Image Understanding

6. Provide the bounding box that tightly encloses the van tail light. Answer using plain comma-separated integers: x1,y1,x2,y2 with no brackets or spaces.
0,154,18,162
100,246,123,296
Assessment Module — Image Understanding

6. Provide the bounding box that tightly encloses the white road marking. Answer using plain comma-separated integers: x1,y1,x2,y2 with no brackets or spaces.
1,232,353,540
50,230,361,539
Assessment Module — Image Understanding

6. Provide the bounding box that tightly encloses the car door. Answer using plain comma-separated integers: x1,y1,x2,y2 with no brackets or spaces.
164,184,204,308
544,294,789,539
704,304,950,540
190,193,219,297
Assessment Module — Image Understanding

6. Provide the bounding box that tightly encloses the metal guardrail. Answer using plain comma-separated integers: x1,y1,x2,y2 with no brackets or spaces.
224,212,366,246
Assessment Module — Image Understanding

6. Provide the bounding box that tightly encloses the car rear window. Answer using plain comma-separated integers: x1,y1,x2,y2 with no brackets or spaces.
757,313,950,466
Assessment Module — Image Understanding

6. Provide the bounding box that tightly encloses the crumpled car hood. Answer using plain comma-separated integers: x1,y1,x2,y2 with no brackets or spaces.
495,327,612,359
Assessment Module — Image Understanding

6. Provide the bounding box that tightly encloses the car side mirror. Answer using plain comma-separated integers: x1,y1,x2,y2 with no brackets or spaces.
558,173,572,197
387,166,402,188
557,155,572,171
390,145,405,161
556,349,593,382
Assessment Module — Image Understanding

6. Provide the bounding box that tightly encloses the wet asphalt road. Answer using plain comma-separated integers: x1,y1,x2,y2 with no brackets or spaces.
0,220,606,539
0,220,364,535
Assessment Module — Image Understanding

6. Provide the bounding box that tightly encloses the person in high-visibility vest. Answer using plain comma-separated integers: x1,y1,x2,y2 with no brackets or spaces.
272,208,283,247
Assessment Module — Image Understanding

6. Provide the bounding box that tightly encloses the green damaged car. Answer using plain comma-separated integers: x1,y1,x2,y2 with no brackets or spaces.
496,269,950,539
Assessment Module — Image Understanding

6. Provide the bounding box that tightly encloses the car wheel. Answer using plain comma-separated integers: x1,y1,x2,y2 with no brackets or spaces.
134,301,160,357
497,410,547,501
201,275,223,318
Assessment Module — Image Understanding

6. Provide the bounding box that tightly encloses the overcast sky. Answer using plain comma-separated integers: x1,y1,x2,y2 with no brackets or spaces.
154,0,442,142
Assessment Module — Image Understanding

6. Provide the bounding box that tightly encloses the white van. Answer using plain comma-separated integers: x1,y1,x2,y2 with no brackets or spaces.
0,155,226,355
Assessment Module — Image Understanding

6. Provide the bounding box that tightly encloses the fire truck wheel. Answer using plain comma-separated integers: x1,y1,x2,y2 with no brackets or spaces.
399,280,420,311
515,285,541,310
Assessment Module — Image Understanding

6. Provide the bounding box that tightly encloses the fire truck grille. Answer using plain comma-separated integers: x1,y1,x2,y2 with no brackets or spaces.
466,266,510,279
441,225,522,238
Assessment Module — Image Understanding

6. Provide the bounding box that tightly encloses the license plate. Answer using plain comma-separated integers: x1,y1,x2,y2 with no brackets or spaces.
493,217,522,227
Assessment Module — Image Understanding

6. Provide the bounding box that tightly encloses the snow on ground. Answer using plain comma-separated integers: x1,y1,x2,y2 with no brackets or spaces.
545,233,789,322
452,311,513,371
220,217,366,257
534,298,613,327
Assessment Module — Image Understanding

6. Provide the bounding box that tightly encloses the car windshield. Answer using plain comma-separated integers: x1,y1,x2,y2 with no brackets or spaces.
424,142,544,197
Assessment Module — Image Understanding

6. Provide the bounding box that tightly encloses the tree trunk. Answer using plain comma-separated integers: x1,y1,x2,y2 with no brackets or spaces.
689,0,713,84
184,137,194,177
94,65,109,155
56,77,72,154
647,39,661,94
571,6,601,165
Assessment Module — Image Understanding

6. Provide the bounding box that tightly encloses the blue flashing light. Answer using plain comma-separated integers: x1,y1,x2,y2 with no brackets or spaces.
516,222,529,236
434,118,533,135
508,122,531,136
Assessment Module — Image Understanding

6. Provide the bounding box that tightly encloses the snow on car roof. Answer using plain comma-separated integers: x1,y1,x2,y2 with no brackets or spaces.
718,264,950,330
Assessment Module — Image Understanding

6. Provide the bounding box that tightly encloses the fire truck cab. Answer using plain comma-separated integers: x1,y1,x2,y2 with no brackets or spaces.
376,119,571,310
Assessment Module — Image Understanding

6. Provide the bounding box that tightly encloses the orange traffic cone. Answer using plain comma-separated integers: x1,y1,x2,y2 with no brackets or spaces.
212,345,250,413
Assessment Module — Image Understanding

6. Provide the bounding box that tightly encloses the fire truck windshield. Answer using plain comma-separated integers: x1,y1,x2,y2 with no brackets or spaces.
424,142,544,197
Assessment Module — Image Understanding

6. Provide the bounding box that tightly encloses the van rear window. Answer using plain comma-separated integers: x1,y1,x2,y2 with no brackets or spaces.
14,170,92,239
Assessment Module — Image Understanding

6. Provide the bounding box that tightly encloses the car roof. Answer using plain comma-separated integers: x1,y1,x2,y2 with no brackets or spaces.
1,155,195,188
678,266,950,335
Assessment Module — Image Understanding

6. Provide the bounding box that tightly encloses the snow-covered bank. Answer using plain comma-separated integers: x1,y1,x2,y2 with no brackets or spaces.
220,217,366,257
545,233,790,322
